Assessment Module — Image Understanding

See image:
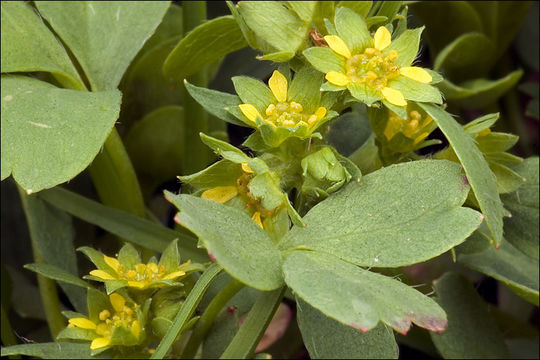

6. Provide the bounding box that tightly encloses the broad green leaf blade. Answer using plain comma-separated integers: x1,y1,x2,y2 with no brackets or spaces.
296,298,398,359
151,264,222,359
458,238,539,305
1,75,121,193
124,106,185,187
280,160,482,268
0,2,83,89
501,157,539,260
37,187,208,263
430,272,509,358
437,70,523,109
419,103,504,246
220,287,285,359
24,263,93,290
237,1,309,53
19,190,86,313
283,251,447,334
35,1,170,91
163,16,247,80
0,343,113,359
166,193,284,291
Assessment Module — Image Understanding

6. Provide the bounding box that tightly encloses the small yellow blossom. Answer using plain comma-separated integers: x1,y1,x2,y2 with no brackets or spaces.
68,293,141,350
322,26,431,107
238,70,327,130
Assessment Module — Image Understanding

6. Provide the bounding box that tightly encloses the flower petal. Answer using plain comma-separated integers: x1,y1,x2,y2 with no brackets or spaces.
324,35,352,59
268,70,288,102
103,255,120,273
109,293,125,313
241,163,254,174
162,270,186,280
201,186,238,204
131,320,141,338
381,87,407,106
127,281,147,289
315,107,327,120
399,67,432,83
251,211,263,228
325,71,350,87
69,317,97,330
239,104,262,123
374,26,392,51
89,270,116,280
90,337,111,350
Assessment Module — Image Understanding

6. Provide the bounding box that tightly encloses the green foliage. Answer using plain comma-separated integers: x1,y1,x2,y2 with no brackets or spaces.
1,1,537,359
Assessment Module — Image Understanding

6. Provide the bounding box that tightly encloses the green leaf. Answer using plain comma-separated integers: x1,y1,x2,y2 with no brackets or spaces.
118,243,141,270
256,51,296,62
1,343,112,359
287,1,317,22
437,70,523,109
386,27,423,67
158,239,180,271
125,106,184,187
167,193,284,291
297,298,398,359
337,1,372,18
375,1,402,23
335,7,372,53
1,75,121,193
388,77,443,104
35,1,169,91
430,272,509,358
24,263,93,290
501,157,539,260
477,132,519,153
200,133,251,164
490,162,526,194
347,82,382,105
434,32,496,82
185,81,245,127
283,251,447,334
237,1,308,53
38,186,208,263
163,16,247,81
232,76,275,114
151,264,222,359
280,160,482,267
419,103,505,246
19,191,86,313
121,36,184,124
303,47,346,75
179,159,243,190
0,1,83,89
220,287,285,359
287,67,323,114
457,238,539,305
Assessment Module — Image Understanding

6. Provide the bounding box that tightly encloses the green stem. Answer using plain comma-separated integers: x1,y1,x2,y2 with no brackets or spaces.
220,287,285,359
181,279,245,358
151,264,222,359
1,305,19,358
182,1,210,174
17,187,65,339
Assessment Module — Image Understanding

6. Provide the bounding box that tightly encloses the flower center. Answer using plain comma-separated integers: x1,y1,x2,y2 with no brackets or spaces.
264,101,317,127
117,263,168,283
345,48,400,90
97,304,140,339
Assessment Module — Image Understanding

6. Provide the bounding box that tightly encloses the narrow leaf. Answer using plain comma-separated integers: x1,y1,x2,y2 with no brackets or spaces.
24,263,93,290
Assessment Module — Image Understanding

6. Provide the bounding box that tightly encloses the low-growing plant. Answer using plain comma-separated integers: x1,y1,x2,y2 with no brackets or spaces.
1,1,538,359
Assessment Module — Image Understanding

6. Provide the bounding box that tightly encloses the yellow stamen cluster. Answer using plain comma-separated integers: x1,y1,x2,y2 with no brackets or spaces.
68,294,141,350
345,48,399,90
383,109,433,145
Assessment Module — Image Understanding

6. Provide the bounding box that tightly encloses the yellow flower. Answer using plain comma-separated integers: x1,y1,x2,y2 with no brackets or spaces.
68,293,141,350
238,70,328,129
324,27,431,107
89,257,190,290
201,164,274,229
